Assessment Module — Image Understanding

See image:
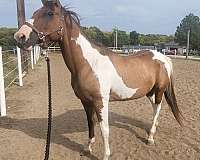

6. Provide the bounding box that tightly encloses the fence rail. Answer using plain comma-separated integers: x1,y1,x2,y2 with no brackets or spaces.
0,45,42,116
47,46,61,52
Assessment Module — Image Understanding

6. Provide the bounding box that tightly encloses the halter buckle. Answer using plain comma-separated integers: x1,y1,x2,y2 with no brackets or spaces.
38,32,46,40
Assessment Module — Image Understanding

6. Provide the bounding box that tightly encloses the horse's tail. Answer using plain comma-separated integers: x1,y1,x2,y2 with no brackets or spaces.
164,74,184,126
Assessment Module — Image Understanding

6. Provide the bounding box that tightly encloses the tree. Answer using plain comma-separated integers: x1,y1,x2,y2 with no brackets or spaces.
175,13,200,50
103,32,113,47
112,29,130,47
81,26,112,46
0,28,17,50
130,31,139,45
138,34,174,46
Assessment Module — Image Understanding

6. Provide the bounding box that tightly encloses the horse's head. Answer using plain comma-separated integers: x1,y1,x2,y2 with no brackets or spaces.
14,0,64,50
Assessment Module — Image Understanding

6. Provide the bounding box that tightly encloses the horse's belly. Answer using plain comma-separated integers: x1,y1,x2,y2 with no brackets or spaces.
109,81,139,101
109,81,153,101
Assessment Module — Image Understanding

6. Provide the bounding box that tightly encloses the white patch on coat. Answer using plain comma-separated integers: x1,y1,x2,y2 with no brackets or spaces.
14,19,34,41
148,102,162,144
99,98,110,159
151,50,172,78
84,137,95,153
73,33,138,100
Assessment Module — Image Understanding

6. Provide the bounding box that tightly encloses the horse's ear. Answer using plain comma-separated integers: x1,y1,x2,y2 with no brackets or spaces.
41,0,61,7
41,0,44,5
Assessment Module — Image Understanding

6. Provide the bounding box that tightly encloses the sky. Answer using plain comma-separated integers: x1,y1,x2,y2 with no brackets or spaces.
0,0,200,35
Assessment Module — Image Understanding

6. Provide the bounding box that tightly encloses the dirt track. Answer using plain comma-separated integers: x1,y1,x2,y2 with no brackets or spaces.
0,54,200,160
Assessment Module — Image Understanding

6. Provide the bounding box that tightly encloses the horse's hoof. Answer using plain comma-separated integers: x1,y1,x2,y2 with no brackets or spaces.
80,138,96,156
147,139,155,145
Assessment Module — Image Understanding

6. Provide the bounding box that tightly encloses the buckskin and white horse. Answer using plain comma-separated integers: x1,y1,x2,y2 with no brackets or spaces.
14,0,183,159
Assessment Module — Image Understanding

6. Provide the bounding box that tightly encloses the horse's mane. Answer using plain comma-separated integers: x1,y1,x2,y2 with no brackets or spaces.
61,5,114,55
62,6,80,27
83,35,114,55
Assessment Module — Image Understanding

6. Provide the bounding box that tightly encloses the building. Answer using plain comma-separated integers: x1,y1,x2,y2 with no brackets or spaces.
122,45,156,54
156,41,186,55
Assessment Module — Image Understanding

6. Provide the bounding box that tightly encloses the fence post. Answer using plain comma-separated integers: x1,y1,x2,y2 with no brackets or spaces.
34,46,37,65
43,49,47,57
35,46,38,63
0,47,6,116
17,47,23,87
31,50,34,69
37,46,40,61
175,49,177,59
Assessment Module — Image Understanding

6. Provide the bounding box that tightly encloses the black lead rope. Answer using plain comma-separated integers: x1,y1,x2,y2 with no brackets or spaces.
44,56,52,160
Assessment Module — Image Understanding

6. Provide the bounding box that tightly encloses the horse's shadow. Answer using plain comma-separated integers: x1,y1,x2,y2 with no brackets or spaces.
0,109,151,159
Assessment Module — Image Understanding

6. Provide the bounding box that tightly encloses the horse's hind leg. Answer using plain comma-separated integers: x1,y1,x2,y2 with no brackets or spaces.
147,89,164,145
81,100,96,153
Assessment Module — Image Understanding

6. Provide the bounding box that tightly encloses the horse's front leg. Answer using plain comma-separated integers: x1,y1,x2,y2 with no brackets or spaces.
81,100,96,153
95,97,111,160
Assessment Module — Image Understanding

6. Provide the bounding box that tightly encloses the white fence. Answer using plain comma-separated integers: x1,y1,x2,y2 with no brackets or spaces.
0,45,42,116
0,47,6,116
47,46,61,52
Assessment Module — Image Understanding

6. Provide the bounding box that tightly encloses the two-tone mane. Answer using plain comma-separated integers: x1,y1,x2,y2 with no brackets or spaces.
62,6,114,56
62,6,80,26
14,1,183,160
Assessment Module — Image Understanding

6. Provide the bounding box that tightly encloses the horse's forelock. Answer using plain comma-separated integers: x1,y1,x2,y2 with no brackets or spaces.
42,0,61,6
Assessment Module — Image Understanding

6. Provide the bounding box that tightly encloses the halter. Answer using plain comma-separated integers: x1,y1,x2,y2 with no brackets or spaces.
24,21,63,44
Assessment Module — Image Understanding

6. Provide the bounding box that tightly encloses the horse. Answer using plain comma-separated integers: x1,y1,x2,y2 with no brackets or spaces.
14,0,183,159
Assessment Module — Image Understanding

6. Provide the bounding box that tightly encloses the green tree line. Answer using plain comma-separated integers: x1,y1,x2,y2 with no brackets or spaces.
0,28,17,50
1,12,199,51
0,27,174,50
82,26,174,47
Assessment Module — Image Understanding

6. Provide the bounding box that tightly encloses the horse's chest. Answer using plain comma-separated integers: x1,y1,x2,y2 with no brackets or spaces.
71,73,101,101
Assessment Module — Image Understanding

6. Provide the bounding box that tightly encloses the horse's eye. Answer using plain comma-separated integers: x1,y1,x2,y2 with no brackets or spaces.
48,11,54,16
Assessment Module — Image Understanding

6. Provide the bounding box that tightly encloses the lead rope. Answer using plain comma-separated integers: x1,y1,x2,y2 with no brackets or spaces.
44,54,52,160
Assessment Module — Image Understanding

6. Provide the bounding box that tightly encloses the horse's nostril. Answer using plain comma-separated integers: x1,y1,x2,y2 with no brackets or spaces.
18,34,26,44
19,34,25,40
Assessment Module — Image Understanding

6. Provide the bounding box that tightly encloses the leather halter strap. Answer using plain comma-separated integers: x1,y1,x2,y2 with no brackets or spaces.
24,21,63,41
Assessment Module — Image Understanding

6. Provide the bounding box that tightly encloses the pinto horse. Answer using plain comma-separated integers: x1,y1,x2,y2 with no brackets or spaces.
14,0,183,159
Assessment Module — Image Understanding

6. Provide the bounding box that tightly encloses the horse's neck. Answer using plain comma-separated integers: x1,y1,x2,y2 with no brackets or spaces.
59,38,76,74
60,25,101,75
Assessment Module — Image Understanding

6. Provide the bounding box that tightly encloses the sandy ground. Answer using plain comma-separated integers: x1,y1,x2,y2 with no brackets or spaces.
0,54,200,160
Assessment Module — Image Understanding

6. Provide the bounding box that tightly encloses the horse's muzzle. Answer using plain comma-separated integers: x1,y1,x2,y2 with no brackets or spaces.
14,31,39,50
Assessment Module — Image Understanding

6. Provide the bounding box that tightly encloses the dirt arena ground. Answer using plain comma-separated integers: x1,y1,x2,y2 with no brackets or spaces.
0,54,200,160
